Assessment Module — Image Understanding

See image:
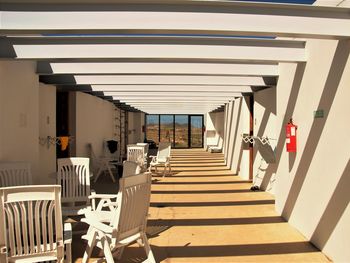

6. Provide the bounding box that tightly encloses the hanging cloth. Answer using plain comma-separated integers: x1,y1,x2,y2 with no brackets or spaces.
60,136,69,151
107,140,118,154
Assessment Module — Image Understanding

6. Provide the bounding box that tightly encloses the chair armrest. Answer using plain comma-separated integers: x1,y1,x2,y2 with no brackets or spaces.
63,223,72,245
102,202,118,207
89,193,118,211
109,160,121,165
149,155,157,162
89,194,118,200
81,217,114,234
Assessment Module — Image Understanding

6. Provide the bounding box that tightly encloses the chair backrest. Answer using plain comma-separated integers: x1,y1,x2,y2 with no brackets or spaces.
111,173,152,242
127,145,145,168
157,142,171,162
57,157,90,204
136,143,149,156
0,162,32,187
0,185,64,262
122,161,141,178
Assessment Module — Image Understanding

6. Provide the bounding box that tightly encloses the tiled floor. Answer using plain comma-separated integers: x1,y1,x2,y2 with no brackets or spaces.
73,149,330,262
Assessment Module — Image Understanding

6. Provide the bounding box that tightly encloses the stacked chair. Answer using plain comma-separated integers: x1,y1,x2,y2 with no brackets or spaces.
0,161,32,187
127,144,146,171
149,142,172,177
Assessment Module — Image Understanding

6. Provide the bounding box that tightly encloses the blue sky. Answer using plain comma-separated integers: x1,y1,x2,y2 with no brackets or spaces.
147,115,202,127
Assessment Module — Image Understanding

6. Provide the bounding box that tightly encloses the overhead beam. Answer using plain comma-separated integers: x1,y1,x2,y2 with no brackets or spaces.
126,103,223,106
88,85,254,93
142,110,214,114
37,61,279,76
1,1,349,38
134,106,219,109
0,37,306,62
114,96,234,100
118,100,230,104
117,97,234,101
103,91,242,97
53,85,257,93
39,75,274,86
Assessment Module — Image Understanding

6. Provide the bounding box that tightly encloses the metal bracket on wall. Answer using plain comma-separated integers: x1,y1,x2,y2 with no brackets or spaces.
39,136,75,149
241,134,275,146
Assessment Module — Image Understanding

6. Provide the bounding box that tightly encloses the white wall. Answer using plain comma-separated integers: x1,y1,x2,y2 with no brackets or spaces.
274,39,350,262
38,83,56,184
75,92,116,158
0,61,40,182
220,39,350,261
205,111,225,148
253,87,277,193
128,112,145,144
223,98,250,179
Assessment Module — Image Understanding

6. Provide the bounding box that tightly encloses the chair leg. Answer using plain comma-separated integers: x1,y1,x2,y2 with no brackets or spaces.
82,230,97,263
94,166,103,183
168,162,172,175
116,247,125,260
65,242,72,263
137,238,144,247
101,233,114,263
162,164,166,177
107,166,116,182
141,232,156,263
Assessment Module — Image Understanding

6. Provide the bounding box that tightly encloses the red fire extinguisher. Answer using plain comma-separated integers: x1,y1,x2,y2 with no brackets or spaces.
286,118,297,152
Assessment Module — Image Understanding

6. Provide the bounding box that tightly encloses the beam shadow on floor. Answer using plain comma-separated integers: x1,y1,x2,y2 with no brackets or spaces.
147,216,285,226
151,189,253,194
170,174,235,178
120,241,321,262
150,200,275,207
153,180,252,185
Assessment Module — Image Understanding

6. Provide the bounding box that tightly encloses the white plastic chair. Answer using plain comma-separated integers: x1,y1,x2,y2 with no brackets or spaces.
88,161,141,213
0,162,32,187
57,157,92,216
0,185,72,263
137,143,149,169
122,160,141,178
81,173,155,263
127,144,145,171
87,143,119,183
208,137,223,153
148,142,172,177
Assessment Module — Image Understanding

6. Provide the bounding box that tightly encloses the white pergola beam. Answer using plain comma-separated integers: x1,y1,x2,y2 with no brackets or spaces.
115,96,233,100
103,91,241,97
138,106,218,109
126,103,223,106
118,101,229,104
116,98,233,101
90,85,254,92
130,103,222,106
41,75,271,86
143,110,215,114
1,37,306,62
1,1,349,38
37,62,279,76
